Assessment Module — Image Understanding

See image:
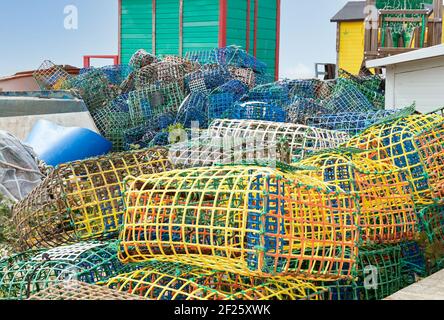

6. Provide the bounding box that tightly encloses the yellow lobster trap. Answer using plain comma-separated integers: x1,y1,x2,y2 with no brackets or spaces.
345,115,444,205
118,166,359,280
12,148,175,249
297,149,417,243
104,261,328,300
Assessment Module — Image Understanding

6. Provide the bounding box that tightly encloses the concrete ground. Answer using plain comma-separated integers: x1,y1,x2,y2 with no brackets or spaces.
386,269,444,300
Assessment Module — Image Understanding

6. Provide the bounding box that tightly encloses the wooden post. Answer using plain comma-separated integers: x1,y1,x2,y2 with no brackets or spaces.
433,0,442,46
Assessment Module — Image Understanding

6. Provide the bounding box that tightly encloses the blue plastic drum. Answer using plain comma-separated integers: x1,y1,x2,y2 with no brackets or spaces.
26,120,112,166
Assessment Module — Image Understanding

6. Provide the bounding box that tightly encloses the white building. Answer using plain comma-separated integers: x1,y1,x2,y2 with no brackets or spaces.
367,44,444,114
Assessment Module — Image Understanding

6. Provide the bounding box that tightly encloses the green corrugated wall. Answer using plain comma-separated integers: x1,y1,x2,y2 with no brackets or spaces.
183,0,219,54
121,0,152,64
120,0,278,77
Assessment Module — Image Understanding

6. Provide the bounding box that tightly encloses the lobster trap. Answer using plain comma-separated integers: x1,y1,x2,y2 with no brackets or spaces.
346,114,444,205
243,82,291,108
355,245,403,300
129,49,158,70
417,204,444,244
286,98,328,125
168,135,280,168
306,110,399,136
135,61,187,89
288,79,322,100
28,280,144,300
0,242,129,300
297,150,417,243
118,166,359,279
62,69,117,112
175,92,209,129
128,82,185,122
415,120,444,203
185,65,232,94
33,60,72,90
185,46,267,75
105,261,328,300
228,67,256,88
228,101,287,123
12,148,174,249
400,241,428,286
322,78,376,114
80,65,133,86
208,119,350,162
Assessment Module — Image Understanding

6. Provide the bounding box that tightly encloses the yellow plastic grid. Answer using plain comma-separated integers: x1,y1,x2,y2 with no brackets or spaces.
415,121,444,203
104,261,328,300
13,148,175,249
118,166,359,280
345,115,444,205
297,150,417,243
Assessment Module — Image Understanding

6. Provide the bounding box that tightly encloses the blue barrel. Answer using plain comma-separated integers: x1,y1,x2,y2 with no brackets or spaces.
26,120,112,166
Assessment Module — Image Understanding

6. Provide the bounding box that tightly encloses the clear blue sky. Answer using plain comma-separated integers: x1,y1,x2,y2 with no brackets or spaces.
0,0,349,78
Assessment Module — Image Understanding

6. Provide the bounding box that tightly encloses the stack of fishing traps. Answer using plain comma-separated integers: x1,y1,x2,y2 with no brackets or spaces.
6,46,444,301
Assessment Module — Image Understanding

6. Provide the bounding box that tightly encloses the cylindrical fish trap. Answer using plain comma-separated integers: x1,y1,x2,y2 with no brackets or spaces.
28,280,144,300
209,119,350,162
104,261,328,300
0,242,130,300
355,245,402,300
297,150,417,243
346,114,444,205
12,148,174,249
415,121,444,203
118,166,359,279
168,135,279,168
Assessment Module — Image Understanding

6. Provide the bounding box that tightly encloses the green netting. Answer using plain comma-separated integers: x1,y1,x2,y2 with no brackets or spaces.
0,241,136,300
355,245,403,300
376,0,433,9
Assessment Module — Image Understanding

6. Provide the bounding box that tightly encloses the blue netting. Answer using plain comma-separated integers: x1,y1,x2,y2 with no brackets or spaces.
288,79,322,100
322,78,376,113
208,93,238,120
229,101,287,122
123,123,157,151
184,65,232,93
306,110,398,136
175,92,209,129
80,65,134,86
185,46,268,74
400,241,427,285
246,175,287,274
242,82,291,108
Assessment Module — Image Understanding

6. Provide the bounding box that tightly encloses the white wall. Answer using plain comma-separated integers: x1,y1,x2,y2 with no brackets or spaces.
386,56,444,113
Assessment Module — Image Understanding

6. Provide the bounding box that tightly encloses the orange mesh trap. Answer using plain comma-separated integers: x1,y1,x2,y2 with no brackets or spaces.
345,114,444,205
104,261,328,300
118,166,359,280
12,148,174,249
297,149,417,243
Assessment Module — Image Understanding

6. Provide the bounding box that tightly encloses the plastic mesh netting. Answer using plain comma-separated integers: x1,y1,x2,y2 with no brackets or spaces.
298,150,417,243
0,241,131,300
400,241,427,286
118,166,359,279
33,60,72,90
12,148,174,249
355,245,402,300
28,280,144,300
0,131,45,202
209,119,350,162
345,115,444,205
104,261,328,300
306,110,399,136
